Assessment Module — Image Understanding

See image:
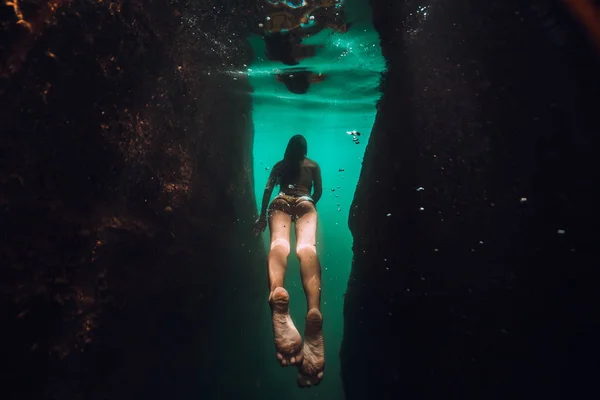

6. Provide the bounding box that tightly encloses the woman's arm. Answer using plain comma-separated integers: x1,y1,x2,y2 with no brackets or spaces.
258,162,280,219
312,163,323,204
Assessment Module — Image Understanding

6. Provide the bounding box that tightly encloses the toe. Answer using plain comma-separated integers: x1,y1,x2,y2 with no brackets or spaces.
276,353,283,361
297,370,323,387
281,359,288,366
294,352,304,365
297,374,309,387
309,375,322,386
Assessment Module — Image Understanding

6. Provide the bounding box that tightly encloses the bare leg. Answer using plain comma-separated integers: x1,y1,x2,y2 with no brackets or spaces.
268,202,303,366
295,202,322,311
294,201,325,387
267,205,291,293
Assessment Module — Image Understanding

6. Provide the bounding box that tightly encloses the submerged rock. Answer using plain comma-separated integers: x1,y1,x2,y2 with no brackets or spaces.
341,0,600,399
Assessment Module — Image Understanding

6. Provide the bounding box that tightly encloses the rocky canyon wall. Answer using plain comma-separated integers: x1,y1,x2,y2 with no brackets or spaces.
341,1,600,399
0,1,264,398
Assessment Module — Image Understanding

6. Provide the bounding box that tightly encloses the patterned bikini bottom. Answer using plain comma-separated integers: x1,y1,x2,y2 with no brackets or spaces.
270,192,316,221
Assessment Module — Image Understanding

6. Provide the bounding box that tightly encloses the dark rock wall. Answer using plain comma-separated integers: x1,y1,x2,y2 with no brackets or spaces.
341,1,600,399
1,1,264,399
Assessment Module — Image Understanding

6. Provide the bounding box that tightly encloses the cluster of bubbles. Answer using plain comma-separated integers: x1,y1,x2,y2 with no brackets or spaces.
346,130,361,144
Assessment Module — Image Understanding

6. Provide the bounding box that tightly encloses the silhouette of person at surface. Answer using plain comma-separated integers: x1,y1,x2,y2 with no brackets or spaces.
262,0,350,65
276,70,327,94
264,33,320,66
253,134,325,387
258,0,350,93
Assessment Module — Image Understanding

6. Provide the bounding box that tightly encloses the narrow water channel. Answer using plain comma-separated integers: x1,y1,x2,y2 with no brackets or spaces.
249,0,384,398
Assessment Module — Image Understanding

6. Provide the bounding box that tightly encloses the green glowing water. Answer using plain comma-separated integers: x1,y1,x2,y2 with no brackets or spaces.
249,1,384,398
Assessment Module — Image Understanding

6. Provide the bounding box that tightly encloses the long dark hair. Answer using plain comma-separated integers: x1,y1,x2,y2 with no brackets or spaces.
278,134,307,184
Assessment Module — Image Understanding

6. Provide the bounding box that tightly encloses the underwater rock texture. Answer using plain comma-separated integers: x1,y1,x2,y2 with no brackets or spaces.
1,1,264,398
341,0,600,399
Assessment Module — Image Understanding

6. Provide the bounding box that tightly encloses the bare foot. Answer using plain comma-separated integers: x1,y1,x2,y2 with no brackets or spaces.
297,308,325,387
270,287,303,366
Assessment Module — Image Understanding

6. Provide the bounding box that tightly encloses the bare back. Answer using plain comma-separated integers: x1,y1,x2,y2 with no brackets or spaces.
279,158,318,195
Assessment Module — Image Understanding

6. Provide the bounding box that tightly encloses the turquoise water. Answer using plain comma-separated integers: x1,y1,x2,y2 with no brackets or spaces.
248,1,385,398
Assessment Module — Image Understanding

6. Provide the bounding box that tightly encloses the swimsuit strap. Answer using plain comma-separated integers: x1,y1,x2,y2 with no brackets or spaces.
285,183,309,191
